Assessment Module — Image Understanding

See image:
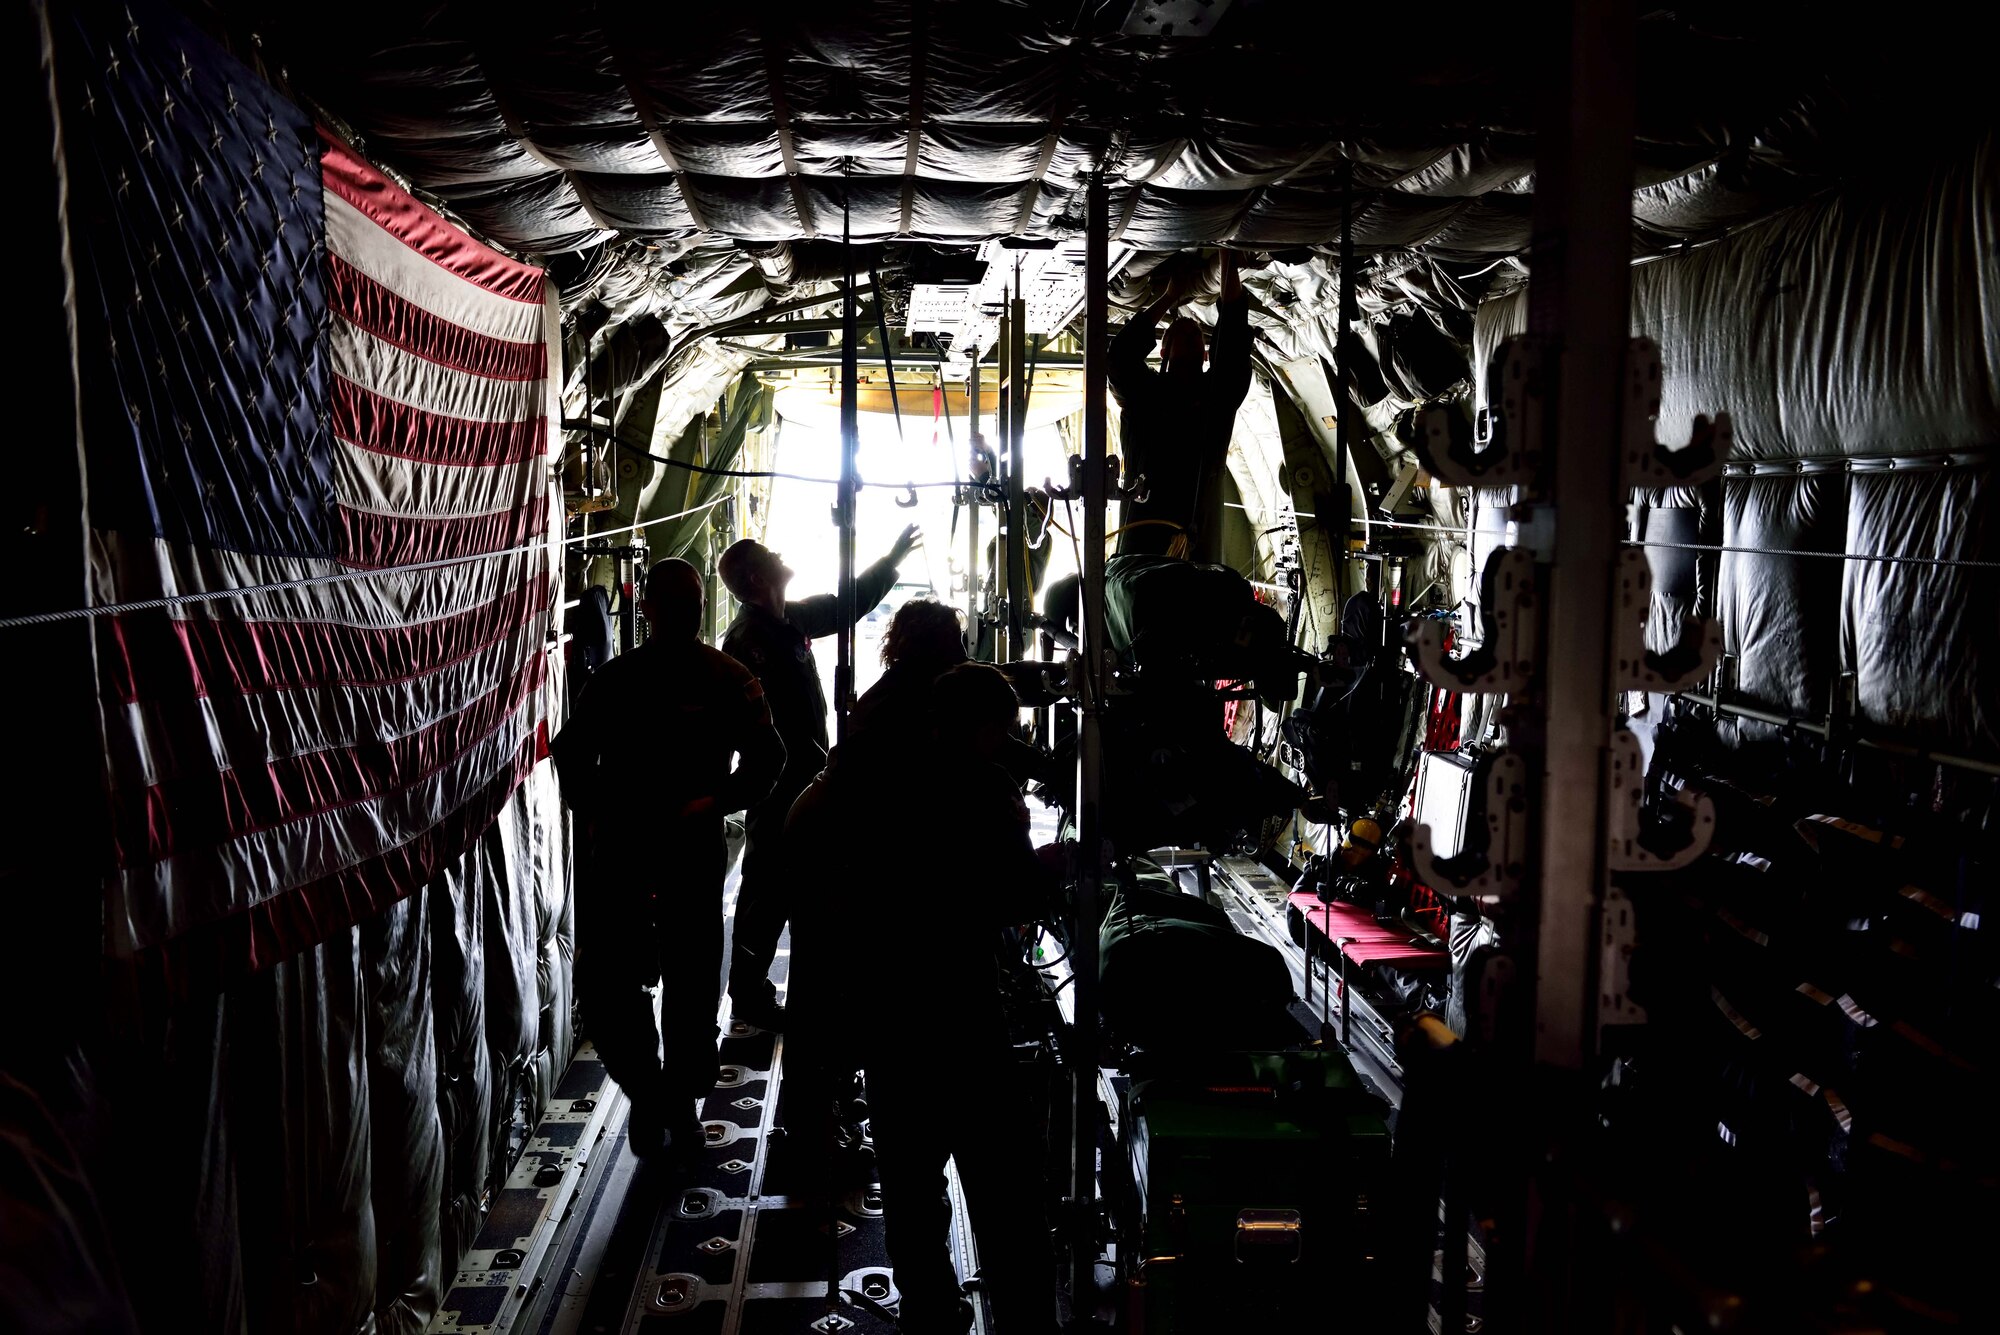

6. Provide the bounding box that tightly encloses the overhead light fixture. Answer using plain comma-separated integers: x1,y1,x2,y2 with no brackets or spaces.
906,237,1135,379
1122,0,1234,38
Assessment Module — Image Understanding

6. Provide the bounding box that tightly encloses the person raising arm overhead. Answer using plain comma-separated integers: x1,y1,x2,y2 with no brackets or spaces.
1108,250,1252,566
717,523,922,1030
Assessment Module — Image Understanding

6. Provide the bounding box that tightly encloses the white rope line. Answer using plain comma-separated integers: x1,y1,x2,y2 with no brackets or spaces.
1625,539,2000,571
1226,499,1467,539
1371,517,1473,538
0,495,730,631
1223,501,1998,571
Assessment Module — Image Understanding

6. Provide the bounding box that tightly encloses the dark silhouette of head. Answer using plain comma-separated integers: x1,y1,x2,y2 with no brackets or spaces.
718,538,792,611
641,558,704,639
881,598,967,669
1161,317,1206,375
930,662,1019,761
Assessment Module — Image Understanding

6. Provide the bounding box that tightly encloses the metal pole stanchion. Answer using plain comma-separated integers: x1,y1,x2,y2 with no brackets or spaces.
967,346,984,655
994,308,1012,663
1496,3,1637,1328
836,175,858,743
1528,0,1633,1076
1007,291,1030,659
1071,169,1111,1317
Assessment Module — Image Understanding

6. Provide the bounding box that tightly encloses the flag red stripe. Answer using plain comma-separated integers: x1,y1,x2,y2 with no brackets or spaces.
327,255,546,381
124,620,543,772
100,580,547,704
125,735,546,992
336,495,549,571
118,653,546,866
319,132,546,305
332,376,546,467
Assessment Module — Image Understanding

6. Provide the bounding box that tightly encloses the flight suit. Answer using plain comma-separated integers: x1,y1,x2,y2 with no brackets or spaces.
719,555,900,1018
1108,295,1252,564
858,751,1058,1334
553,637,783,1126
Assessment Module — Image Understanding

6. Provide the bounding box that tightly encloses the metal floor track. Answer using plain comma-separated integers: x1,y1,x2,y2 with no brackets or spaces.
484,870,992,1335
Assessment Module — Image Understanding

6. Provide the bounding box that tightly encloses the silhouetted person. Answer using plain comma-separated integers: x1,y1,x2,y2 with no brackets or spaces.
862,664,1059,1335
843,597,970,769
552,558,784,1169
776,599,977,1200
1110,251,1251,564
718,524,920,1030
842,597,1052,793
773,599,978,1192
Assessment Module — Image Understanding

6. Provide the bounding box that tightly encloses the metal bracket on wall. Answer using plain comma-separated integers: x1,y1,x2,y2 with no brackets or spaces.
1467,949,1516,1048
1596,885,1648,1030
1412,335,1551,489
1621,337,1732,489
1409,750,1529,902
1613,548,1722,692
1604,726,1715,871
1407,548,1536,693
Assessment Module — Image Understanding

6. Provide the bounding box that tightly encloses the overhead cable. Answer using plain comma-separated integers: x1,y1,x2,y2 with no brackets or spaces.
562,420,979,490
636,448,972,489
1225,500,1467,539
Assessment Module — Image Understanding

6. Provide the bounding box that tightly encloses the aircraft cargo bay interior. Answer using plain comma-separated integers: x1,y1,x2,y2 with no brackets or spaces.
6,3,1995,1333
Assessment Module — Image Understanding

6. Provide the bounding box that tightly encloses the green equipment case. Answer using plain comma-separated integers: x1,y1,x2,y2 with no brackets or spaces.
1120,1048,1392,1333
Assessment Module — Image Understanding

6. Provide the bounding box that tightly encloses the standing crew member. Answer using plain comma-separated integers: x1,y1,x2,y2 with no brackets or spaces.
718,524,921,1029
862,664,1059,1335
552,559,784,1168
842,596,971,773
1109,251,1252,564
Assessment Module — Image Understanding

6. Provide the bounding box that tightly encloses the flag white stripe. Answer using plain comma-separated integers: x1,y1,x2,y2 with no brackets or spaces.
106,696,226,797
332,435,545,520
112,620,546,785
328,320,547,425
91,533,556,631
324,191,545,343
107,692,541,954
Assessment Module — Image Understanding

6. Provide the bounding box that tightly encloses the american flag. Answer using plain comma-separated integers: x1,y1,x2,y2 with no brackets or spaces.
57,2,561,986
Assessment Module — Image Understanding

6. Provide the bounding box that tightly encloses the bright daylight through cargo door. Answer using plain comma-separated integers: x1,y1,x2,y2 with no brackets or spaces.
760,401,1081,729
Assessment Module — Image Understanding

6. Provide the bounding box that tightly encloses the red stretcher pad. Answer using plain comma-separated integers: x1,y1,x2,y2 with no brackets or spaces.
1288,892,1450,968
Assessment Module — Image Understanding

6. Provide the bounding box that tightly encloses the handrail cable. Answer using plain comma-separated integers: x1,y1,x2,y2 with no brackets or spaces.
0,495,732,630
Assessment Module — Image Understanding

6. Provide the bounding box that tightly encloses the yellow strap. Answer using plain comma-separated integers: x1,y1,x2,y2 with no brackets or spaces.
1039,508,1190,558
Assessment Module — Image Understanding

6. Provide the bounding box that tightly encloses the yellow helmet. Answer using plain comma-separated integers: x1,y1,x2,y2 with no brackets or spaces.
1344,817,1383,853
